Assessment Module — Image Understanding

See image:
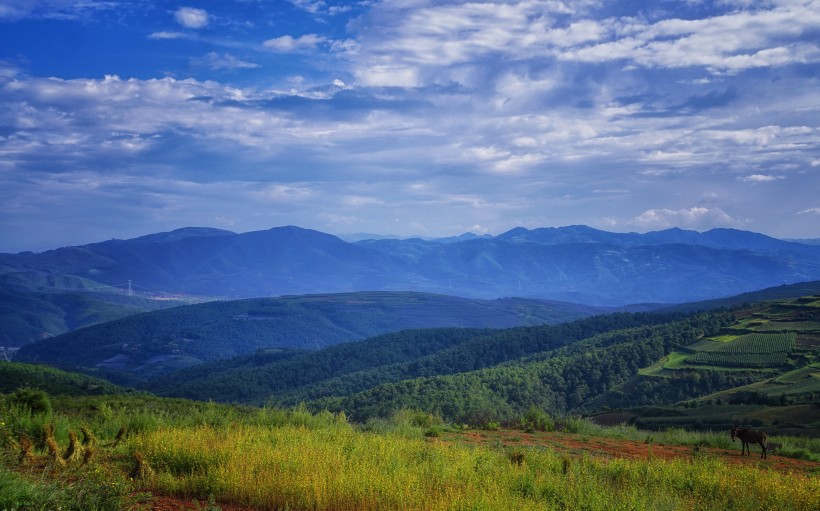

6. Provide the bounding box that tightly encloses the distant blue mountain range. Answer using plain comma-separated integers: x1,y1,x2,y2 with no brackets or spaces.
2,225,819,306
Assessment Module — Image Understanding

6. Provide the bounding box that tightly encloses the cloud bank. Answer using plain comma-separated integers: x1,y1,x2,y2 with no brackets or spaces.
0,0,818,251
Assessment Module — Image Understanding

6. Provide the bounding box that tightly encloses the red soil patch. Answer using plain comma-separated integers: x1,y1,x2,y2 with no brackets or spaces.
440,429,820,475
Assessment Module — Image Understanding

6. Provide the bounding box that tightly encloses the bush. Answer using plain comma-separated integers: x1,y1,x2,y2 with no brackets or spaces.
519,405,555,432
9,388,52,415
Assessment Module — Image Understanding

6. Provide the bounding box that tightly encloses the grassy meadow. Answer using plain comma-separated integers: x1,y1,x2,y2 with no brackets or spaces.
1,393,819,511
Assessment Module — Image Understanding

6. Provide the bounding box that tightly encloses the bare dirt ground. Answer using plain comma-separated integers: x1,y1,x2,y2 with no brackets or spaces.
440,429,820,475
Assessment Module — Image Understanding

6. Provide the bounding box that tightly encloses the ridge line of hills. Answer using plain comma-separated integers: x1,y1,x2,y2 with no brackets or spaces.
2,224,820,311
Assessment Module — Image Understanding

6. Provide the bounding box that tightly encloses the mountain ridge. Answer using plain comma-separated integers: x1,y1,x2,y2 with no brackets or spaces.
2,225,819,306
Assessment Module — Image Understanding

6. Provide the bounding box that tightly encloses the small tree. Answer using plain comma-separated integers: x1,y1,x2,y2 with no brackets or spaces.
519,405,555,432
9,388,52,415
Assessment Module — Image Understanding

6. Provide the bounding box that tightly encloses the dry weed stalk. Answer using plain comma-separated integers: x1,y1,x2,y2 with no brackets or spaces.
39,423,55,451
63,431,83,463
110,426,127,447
129,450,154,480
45,436,66,469
82,444,95,465
18,435,35,466
81,425,97,447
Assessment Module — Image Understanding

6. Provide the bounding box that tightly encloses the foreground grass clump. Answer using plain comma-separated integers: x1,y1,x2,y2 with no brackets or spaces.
133,421,820,511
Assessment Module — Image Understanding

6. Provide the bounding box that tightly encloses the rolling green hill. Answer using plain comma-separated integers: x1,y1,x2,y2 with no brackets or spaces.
664,280,820,312
143,312,678,403
0,271,190,347
140,295,820,433
0,361,127,396
15,291,605,379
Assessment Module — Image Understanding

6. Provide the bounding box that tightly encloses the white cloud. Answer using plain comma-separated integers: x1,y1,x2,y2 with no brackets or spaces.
289,0,326,15
174,7,209,29
252,184,314,202
740,174,782,182
355,65,418,87
797,208,820,215
4,0,820,247
263,34,327,53
561,1,820,72
343,195,384,206
632,207,739,230
339,0,820,89
148,31,187,40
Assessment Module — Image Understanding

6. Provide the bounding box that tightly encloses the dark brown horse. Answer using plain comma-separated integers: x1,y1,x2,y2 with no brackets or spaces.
731,427,767,459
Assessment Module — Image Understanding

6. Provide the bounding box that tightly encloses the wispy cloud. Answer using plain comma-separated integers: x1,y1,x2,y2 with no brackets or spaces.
148,31,188,40
200,52,260,71
740,174,783,182
263,34,327,53
632,207,740,230
0,0,121,21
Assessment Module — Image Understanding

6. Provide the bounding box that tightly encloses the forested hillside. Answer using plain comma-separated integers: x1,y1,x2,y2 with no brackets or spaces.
15,292,602,379
143,312,709,408
142,295,820,433
312,313,734,421
0,272,184,346
0,361,127,396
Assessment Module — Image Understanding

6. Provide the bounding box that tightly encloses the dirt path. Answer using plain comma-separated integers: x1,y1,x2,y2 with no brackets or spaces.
440,429,820,475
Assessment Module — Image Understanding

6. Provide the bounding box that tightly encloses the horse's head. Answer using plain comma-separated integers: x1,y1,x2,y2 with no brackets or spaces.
730,427,737,442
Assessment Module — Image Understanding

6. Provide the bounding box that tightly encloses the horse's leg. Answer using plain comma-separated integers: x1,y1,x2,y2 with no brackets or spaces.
760,442,767,459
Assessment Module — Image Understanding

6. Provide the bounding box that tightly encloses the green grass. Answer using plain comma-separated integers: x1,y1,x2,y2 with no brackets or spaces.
637,356,669,377
662,351,690,370
709,334,739,342
775,364,820,383
682,333,796,368
132,422,820,511
2,392,819,511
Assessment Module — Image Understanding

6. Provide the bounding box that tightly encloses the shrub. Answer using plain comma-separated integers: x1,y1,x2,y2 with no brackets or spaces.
9,388,52,415
519,405,554,432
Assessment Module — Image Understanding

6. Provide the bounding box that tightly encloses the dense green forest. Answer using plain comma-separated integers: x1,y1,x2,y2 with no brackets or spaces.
0,361,127,396
15,292,603,378
312,313,734,421
142,296,820,432
144,312,688,405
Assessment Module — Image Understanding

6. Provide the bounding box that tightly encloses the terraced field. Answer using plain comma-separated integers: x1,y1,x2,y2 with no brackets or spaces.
622,296,820,433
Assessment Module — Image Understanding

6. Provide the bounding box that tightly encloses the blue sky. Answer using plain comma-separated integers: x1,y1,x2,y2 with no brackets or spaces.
1,0,819,252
